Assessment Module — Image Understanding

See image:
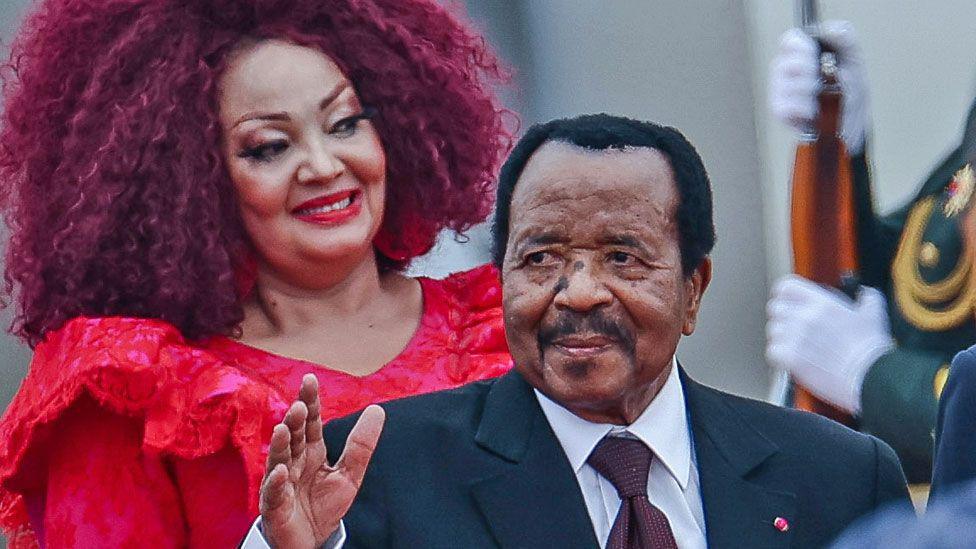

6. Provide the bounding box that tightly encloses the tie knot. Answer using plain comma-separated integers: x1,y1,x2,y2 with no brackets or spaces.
586,436,652,498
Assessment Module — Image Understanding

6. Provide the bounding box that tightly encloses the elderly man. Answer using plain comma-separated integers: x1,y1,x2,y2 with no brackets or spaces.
245,114,911,549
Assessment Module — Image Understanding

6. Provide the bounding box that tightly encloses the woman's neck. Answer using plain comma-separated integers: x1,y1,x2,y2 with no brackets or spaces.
248,252,388,336
238,250,425,376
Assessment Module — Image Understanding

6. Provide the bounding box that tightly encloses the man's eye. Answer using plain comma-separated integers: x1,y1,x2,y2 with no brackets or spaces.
239,140,289,162
609,251,635,265
526,251,553,266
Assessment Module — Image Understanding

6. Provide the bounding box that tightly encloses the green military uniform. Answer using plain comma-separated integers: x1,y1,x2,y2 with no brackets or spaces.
846,99,976,483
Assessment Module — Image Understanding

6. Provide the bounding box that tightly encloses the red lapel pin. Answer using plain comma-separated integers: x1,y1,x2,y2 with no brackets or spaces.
773,517,789,532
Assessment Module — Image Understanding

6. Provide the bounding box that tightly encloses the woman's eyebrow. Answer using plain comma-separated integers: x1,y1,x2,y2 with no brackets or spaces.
232,81,351,128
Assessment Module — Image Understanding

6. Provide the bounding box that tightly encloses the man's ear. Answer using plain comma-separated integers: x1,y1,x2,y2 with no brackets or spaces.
682,257,711,336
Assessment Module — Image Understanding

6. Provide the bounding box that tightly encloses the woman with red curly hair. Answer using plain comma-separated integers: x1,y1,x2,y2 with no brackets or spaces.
0,0,513,546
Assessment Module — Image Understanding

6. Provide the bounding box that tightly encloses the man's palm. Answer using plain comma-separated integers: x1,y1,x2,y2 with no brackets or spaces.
260,375,385,548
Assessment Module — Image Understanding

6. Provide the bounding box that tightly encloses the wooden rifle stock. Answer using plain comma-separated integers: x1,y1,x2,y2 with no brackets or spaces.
790,46,859,426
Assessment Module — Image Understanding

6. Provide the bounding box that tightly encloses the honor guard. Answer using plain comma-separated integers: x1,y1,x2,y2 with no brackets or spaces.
767,21,976,483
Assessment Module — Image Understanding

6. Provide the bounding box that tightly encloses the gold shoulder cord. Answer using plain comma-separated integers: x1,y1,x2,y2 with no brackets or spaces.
893,196,976,331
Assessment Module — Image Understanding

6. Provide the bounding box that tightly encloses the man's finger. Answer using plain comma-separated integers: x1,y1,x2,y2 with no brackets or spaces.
300,374,325,446
336,405,386,486
260,463,294,516
265,423,292,479
284,400,308,461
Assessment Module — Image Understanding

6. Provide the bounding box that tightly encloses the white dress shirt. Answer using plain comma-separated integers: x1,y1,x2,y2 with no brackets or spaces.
535,359,706,549
241,519,345,549
244,359,704,549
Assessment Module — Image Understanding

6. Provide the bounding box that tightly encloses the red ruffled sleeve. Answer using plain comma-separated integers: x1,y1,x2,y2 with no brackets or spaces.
0,317,287,547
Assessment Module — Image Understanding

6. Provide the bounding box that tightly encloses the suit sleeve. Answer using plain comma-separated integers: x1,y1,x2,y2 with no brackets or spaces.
931,348,976,501
870,436,912,512
829,438,912,549
324,415,390,548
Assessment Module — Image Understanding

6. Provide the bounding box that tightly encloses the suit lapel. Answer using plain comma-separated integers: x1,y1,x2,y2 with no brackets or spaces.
681,370,796,548
470,372,600,549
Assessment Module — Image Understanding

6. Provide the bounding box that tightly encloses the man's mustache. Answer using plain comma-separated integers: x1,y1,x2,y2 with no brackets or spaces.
537,311,636,352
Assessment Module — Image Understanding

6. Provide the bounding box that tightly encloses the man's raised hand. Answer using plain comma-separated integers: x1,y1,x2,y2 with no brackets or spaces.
260,374,385,549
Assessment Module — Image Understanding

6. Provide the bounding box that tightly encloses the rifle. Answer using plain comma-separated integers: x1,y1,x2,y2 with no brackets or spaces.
789,0,859,426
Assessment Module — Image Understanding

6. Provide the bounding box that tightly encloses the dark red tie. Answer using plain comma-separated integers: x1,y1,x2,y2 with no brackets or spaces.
587,436,679,549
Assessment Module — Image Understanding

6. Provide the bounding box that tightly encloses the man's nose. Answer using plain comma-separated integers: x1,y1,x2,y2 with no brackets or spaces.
552,263,613,312
296,138,345,184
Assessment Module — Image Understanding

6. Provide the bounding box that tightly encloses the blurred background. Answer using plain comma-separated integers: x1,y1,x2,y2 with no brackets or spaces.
0,5,975,540
4,0,976,404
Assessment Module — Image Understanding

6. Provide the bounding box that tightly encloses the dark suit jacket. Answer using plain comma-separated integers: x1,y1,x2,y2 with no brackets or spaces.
324,369,910,548
832,478,976,549
932,346,976,501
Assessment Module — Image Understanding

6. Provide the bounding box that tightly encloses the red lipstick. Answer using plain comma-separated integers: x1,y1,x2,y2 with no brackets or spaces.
291,189,361,225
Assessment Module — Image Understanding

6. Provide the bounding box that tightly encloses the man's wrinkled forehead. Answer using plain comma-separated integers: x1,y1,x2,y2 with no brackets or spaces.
509,141,677,225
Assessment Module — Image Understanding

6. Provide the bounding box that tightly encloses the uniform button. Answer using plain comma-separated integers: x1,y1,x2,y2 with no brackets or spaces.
919,242,940,268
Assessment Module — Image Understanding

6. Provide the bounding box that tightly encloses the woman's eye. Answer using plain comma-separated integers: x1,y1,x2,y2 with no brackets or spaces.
329,107,376,137
239,140,289,162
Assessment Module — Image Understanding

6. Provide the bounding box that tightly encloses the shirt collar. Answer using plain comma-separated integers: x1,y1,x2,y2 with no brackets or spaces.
534,358,692,489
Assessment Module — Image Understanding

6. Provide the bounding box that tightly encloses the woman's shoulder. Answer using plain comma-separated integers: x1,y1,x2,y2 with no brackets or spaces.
420,264,506,338
18,316,258,420
34,316,215,373
0,315,284,479
415,265,512,380
13,316,195,415
422,263,502,313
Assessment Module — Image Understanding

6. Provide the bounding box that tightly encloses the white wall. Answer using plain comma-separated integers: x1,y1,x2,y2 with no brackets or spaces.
2,0,973,478
0,0,34,422
1,0,971,411
0,3,32,545
516,0,770,399
746,0,976,279
0,0,777,426
3,0,973,544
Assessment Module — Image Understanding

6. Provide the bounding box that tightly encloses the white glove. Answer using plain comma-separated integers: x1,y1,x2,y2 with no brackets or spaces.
768,21,870,155
766,274,894,414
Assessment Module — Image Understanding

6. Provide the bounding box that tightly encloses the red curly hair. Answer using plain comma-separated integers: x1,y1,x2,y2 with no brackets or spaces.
0,0,510,347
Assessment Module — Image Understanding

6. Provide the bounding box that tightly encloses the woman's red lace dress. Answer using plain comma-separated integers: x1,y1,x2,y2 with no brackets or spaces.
0,265,511,548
